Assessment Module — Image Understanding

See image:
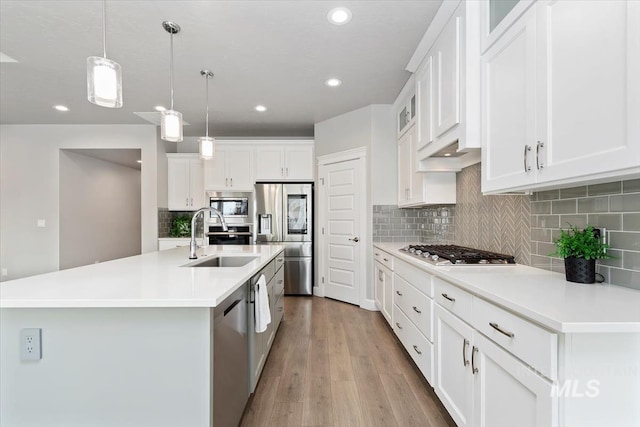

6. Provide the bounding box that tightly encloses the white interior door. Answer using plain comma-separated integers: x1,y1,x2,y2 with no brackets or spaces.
319,157,364,305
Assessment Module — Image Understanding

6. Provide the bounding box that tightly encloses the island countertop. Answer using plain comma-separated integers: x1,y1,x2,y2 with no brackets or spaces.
0,244,284,309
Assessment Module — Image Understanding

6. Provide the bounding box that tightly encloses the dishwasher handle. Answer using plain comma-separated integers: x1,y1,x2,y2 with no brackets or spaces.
224,299,242,316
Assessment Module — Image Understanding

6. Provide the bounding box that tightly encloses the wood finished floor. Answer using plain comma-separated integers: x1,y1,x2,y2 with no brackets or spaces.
240,296,456,427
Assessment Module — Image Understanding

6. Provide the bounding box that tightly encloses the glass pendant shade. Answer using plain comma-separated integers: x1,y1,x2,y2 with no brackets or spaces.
161,110,183,142
198,136,215,160
87,57,122,108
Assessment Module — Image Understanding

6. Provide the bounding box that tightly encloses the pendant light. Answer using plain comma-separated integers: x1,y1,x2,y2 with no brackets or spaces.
160,21,183,142
198,70,215,160
87,0,123,108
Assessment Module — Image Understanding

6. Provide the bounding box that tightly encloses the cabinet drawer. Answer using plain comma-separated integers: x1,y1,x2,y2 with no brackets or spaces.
473,297,558,380
273,266,285,296
274,291,284,327
434,277,473,324
395,258,433,297
394,274,433,341
275,254,285,271
373,249,394,270
393,305,434,384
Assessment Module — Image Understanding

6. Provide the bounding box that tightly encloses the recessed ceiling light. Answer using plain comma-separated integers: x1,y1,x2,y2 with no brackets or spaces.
328,7,352,25
154,105,166,112
255,105,267,112
325,78,342,87
53,105,69,112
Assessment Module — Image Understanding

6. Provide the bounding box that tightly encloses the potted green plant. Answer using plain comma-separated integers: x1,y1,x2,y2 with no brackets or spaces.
551,224,610,284
170,214,191,237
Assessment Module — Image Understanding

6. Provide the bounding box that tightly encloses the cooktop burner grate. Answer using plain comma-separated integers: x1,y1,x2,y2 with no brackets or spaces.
400,244,516,265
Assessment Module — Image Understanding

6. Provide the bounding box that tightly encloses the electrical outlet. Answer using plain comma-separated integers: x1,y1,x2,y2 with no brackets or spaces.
20,328,42,361
37,219,46,228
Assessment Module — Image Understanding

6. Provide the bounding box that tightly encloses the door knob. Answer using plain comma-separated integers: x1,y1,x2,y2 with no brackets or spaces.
349,237,359,242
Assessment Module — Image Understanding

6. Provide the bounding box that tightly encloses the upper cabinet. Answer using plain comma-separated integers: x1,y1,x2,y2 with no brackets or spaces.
395,77,416,138
482,0,640,193
254,143,314,181
412,1,482,171
203,145,254,191
167,154,204,211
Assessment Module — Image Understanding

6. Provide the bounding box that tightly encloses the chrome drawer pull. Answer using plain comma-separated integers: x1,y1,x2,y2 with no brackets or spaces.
395,322,403,330
462,338,470,366
413,345,422,355
412,306,421,314
523,145,532,172
489,322,515,338
441,293,455,302
278,307,284,312
471,346,478,374
383,257,389,262
375,252,380,256
396,290,403,296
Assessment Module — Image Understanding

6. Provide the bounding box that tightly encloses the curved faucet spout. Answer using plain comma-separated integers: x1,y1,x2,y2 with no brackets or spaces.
189,207,228,259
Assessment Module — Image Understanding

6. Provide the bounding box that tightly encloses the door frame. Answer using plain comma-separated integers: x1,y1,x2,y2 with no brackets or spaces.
316,146,372,309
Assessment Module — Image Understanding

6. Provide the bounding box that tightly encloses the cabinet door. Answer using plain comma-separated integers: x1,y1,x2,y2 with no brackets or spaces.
434,13,461,139
435,305,474,427
226,148,253,190
481,4,538,193
255,147,284,180
374,262,384,314
204,150,227,190
473,334,556,427
536,0,640,183
382,264,393,326
416,55,434,150
407,128,425,205
189,159,205,209
285,146,314,180
168,158,191,210
397,129,412,206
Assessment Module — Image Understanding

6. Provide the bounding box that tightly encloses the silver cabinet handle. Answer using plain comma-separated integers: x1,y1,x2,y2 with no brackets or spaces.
278,280,283,284
286,167,289,177
349,237,359,242
190,197,193,206
536,141,544,169
412,306,421,314
378,270,384,281
395,290,403,296
395,322,403,330
225,178,228,186
413,345,422,355
277,258,284,263
278,307,284,312
186,198,189,206
375,252,380,256
523,145,532,172
472,346,478,374
281,168,284,177
441,293,455,302
462,338,470,367
489,322,515,338
230,177,233,187
383,257,389,262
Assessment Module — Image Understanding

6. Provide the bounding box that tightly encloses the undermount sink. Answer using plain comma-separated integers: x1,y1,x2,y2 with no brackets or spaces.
187,256,258,268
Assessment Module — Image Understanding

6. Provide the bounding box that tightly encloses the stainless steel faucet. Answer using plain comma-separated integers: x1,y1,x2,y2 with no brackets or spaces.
189,207,228,259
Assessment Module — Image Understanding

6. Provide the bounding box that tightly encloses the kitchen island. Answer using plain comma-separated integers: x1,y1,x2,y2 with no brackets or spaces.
0,244,284,427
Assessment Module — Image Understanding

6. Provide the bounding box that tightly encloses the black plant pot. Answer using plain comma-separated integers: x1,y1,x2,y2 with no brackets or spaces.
564,256,596,284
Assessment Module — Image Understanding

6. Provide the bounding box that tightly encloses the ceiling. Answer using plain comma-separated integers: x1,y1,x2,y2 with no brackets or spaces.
0,1,442,137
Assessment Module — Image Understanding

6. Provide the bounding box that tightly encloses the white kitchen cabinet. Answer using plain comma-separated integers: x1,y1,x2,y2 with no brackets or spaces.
254,144,314,181
473,333,556,427
395,75,416,138
482,0,640,194
480,0,535,54
167,154,204,211
374,260,393,325
435,304,474,427
398,125,457,207
203,146,253,191
413,0,482,165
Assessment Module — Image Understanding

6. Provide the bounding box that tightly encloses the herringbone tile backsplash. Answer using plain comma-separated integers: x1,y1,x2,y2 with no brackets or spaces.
373,163,640,290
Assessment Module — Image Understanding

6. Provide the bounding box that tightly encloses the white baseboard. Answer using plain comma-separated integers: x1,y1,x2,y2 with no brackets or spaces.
360,298,378,311
313,286,324,297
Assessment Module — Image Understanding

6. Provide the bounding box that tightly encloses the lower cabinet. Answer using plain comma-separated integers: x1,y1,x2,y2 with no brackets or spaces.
249,253,285,393
374,260,393,324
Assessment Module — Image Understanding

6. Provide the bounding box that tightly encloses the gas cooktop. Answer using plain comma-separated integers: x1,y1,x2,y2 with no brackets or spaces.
399,244,516,266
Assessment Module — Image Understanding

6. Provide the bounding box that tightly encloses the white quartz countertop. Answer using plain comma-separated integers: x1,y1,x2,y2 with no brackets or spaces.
374,243,640,333
0,245,284,309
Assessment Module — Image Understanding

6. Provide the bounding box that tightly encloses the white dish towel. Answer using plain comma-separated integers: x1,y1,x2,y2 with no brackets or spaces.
255,274,271,333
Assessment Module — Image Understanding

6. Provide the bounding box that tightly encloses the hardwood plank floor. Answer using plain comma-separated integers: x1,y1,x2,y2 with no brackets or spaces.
241,296,456,427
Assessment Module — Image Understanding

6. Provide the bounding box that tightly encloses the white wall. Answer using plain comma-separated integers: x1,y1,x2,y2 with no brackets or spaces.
314,104,396,305
59,151,141,270
0,125,158,281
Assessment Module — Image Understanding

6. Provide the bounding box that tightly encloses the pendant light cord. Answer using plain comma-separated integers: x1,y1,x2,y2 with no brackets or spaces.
102,0,107,58
170,32,175,110
205,77,209,138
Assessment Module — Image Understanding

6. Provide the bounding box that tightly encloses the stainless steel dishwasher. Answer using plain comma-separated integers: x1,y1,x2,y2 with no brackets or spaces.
213,284,249,427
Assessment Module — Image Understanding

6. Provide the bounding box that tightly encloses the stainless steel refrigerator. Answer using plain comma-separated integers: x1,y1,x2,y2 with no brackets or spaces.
254,183,313,295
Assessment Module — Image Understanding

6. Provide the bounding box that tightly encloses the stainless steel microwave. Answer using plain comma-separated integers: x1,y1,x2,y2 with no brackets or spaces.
207,191,253,225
